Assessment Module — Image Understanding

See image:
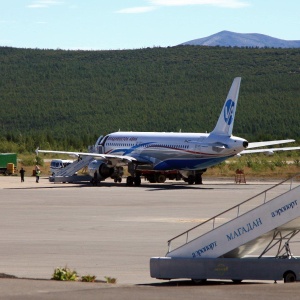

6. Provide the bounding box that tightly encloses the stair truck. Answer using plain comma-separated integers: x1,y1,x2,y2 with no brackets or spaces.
150,174,300,283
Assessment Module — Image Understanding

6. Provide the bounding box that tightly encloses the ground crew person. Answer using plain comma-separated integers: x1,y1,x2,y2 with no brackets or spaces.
19,167,25,182
36,169,41,183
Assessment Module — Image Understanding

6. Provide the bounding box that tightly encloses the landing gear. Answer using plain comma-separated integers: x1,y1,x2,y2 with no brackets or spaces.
126,176,134,186
126,175,141,186
126,163,142,187
114,177,122,183
187,173,202,185
111,167,123,184
187,175,195,185
195,173,203,184
183,170,206,185
145,173,167,183
134,176,141,186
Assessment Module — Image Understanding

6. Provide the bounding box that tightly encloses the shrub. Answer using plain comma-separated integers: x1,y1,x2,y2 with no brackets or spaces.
21,157,36,166
273,157,287,167
294,159,300,167
52,266,79,281
104,276,117,284
35,155,44,166
81,275,97,282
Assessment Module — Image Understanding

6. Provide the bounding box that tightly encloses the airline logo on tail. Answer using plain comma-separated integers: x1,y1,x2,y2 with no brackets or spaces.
224,99,235,125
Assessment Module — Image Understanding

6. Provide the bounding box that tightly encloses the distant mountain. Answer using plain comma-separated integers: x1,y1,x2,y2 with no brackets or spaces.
180,31,300,48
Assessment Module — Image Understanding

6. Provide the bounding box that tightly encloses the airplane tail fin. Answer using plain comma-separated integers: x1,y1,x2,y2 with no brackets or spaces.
211,77,241,136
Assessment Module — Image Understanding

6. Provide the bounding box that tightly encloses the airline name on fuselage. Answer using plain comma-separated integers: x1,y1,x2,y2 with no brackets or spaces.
107,136,138,142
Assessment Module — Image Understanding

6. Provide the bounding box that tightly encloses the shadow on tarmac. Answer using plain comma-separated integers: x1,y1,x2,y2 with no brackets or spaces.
140,279,267,286
6,177,276,191
0,272,268,286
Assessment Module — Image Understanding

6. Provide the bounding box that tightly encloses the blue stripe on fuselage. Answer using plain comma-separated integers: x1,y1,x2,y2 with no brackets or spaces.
153,156,233,170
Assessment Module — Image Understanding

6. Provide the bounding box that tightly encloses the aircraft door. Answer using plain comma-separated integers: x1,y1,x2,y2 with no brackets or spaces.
98,145,104,154
98,135,110,154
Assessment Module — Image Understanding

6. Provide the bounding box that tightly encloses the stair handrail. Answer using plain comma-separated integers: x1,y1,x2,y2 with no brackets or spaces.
54,156,93,177
167,173,300,253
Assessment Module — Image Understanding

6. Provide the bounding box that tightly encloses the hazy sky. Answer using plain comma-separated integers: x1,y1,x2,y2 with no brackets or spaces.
1,0,299,50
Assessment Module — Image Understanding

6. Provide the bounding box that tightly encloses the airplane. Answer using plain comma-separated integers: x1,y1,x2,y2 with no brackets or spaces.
36,77,300,186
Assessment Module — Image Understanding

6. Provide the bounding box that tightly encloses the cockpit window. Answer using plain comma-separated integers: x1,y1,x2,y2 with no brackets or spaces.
101,135,110,146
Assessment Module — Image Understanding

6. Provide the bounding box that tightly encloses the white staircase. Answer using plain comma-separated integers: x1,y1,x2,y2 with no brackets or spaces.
50,156,94,183
150,174,300,280
165,174,300,259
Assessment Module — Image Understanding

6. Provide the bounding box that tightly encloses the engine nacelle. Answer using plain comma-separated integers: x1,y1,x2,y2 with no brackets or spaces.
88,160,114,181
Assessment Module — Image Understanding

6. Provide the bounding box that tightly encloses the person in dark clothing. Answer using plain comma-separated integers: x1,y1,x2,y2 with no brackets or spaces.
19,168,25,182
36,169,41,183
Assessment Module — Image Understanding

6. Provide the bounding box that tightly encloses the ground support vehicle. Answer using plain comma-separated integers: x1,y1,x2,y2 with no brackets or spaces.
0,153,17,175
150,174,300,283
151,255,300,283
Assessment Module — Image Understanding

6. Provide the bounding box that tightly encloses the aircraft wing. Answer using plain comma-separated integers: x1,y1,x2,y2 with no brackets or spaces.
247,139,295,149
36,149,136,163
241,139,299,155
240,146,300,155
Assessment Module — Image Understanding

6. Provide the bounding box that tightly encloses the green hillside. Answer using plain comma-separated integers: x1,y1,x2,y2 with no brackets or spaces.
0,46,299,152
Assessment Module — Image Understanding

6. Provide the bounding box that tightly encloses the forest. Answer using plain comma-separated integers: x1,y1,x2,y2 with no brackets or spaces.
0,45,299,153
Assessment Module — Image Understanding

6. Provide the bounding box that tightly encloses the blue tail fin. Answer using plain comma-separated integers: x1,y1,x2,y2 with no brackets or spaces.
211,77,241,136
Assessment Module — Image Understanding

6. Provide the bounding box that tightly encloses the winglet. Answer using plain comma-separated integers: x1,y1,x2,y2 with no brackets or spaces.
211,77,241,136
35,147,39,156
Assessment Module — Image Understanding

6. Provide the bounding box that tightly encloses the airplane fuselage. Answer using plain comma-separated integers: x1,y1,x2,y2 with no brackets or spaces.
99,132,248,171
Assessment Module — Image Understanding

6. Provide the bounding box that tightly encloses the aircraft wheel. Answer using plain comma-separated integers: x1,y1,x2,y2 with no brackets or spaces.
117,177,122,183
284,271,296,283
134,176,141,186
126,176,134,186
195,173,203,184
187,175,195,185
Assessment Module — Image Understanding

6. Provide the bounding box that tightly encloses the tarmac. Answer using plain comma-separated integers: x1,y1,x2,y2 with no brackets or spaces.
0,175,300,299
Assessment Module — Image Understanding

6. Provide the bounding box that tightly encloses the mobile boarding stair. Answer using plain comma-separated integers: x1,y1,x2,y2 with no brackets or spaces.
49,156,93,183
150,174,300,283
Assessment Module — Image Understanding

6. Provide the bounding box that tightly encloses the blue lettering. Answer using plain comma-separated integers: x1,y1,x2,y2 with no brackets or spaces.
271,200,298,218
226,218,263,241
192,241,217,258
226,233,234,241
234,231,240,238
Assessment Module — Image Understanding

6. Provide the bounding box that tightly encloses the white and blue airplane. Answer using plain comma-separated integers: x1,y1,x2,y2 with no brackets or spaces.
37,77,300,186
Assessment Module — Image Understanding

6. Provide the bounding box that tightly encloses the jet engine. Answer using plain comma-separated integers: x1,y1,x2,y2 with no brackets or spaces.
88,160,114,181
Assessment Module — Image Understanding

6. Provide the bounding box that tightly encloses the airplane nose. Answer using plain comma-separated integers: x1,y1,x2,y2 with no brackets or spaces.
243,141,248,148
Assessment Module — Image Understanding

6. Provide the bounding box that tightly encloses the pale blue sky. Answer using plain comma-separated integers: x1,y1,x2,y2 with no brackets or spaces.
1,0,299,50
